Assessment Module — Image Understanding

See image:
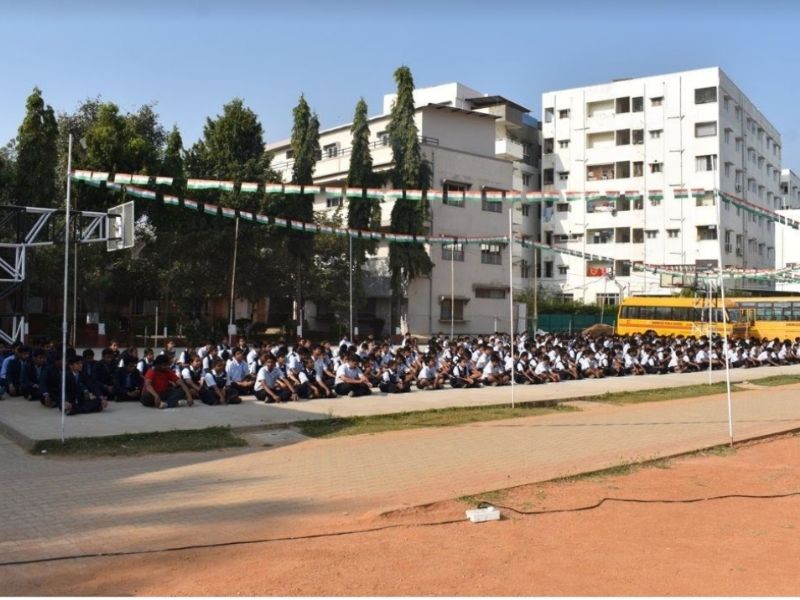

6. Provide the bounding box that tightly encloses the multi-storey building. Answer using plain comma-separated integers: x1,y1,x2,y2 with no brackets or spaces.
781,169,800,208
266,83,541,336
540,67,781,304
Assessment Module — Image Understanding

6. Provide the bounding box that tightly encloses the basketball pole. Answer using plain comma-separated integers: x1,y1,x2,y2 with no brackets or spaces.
60,134,72,443
508,203,515,409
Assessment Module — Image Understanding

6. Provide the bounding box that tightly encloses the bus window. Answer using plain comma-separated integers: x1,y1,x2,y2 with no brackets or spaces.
775,302,792,320
653,306,672,320
756,303,773,321
672,307,691,321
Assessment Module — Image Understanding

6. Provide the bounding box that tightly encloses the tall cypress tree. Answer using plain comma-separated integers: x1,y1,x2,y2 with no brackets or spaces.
386,66,432,333
15,87,58,207
347,97,378,262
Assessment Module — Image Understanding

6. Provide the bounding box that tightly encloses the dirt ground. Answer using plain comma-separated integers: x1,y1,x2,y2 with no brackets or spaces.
5,433,800,596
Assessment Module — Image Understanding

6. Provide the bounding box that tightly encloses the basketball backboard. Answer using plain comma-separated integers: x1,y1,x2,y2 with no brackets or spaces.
107,201,134,251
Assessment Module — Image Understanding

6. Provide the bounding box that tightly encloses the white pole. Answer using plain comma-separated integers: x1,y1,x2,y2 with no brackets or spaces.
707,283,713,385
450,240,455,339
154,305,158,350
508,203,515,409
229,216,240,347
60,134,72,443
714,177,735,445
349,234,353,343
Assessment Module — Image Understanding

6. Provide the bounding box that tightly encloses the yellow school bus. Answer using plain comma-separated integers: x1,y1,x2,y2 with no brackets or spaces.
616,296,749,337
728,297,800,340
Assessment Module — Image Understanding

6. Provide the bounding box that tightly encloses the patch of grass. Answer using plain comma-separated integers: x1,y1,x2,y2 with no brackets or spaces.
458,488,509,506
594,382,744,405
295,402,577,439
695,443,736,457
33,426,248,457
747,374,800,387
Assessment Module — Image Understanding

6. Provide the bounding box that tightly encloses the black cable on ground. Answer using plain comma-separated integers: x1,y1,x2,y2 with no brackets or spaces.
2,491,799,568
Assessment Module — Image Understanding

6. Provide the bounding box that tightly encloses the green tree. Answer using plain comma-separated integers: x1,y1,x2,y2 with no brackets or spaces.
386,66,432,332
14,87,59,207
0,143,16,204
347,98,380,259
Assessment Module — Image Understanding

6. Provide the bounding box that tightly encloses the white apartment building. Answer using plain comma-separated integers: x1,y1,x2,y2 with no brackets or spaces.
540,67,782,305
266,83,541,336
781,169,800,208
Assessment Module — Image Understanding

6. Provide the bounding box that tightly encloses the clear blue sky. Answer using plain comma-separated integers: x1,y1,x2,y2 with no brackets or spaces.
3,0,800,166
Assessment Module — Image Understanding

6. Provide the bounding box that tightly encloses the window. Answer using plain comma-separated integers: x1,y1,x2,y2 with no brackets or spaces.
651,96,664,107
543,138,554,154
544,261,554,278
558,265,569,275
596,293,620,307
695,154,717,172
480,243,503,265
285,149,294,159
544,107,554,123
543,168,554,185
520,260,530,279
558,171,569,181
695,86,717,104
441,242,464,261
649,162,662,174
377,130,389,146
558,109,570,119
522,174,531,187
323,143,339,158
632,96,643,112
645,229,658,239
632,129,644,145
697,225,718,241
633,161,644,177
443,181,467,207
615,97,630,114
558,139,570,148
475,288,506,299
556,203,569,213
649,129,663,139
326,197,341,208
695,121,717,137
481,190,502,213
521,204,530,216
667,229,680,238
616,129,630,146
440,299,465,321
616,161,630,178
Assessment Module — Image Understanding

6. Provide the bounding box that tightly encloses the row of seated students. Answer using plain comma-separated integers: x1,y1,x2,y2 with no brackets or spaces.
4,331,800,413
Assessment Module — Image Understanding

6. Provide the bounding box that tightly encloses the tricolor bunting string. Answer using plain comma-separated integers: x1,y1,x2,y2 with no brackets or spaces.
72,176,800,282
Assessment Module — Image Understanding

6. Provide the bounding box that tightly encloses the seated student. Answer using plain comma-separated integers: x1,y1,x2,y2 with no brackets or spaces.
293,357,318,400
274,352,300,401
40,353,64,408
118,346,138,369
141,355,193,409
180,354,204,399
81,348,100,383
311,346,336,398
514,352,536,384
225,348,255,395
1,343,31,397
200,358,240,405
334,354,372,397
22,348,48,402
161,339,177,361
94,348,118,399
114,356,145,402
450,355,481,388
255,354,291,403
202,345,219,374
417,356,444,390
379,359,410,393
482,353,510,386
534,356,560,383
64,356,107,415
137,348,155,376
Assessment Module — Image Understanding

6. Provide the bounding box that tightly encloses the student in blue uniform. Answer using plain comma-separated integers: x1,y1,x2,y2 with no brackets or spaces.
22,348,48,402
180,354,204,400
94,348,118,399
200,358,240,405
1,343,30,397
255,354,291,403
114,356,144,402
64,356,107,415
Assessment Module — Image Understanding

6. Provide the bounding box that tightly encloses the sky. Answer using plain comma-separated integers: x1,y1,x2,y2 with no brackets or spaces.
3,0,800,166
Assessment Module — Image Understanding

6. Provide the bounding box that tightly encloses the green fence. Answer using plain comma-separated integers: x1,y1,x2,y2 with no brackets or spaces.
529,312,616,334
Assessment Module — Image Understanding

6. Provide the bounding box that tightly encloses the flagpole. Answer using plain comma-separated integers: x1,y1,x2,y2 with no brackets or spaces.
61,134,72,443
349,234,353,343
450,239,455,340
228,216,239,347
508,203,515,409
714,172,734,446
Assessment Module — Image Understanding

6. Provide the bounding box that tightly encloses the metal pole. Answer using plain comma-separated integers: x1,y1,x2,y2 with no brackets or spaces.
715,183,734,446
72,223,78,347
349,234,353,343
154,305,158,350
60,134,72,443
509,204,515,409
532,246,538,334
450,240,455,339
229,216,240,347
707,283,712,385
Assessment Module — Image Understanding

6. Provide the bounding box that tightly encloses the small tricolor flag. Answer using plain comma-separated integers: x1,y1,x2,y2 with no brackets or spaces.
131,174,150,185
114,173,132,184
155,176,173,186
284,184,302,194
203,203,218,215
405,190,423,201
184,200,198,210
164,195,180,206
464,192,483,202
221,207,236,219
484,191,504,202
256,214,270,224
305,186,321,195
240,182,258,193
72,170,93,181
674,189,689,199
265,184,284,194
91,171,109,181
219,181,235,192
274,218,287,227
365,188,384,199
188,179,220,190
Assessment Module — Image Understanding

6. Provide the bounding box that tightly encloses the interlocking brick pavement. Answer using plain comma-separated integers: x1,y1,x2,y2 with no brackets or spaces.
1,383,799,565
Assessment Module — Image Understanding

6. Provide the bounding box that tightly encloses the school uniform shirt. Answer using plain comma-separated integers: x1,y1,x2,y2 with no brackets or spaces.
226,359,249,383
694,349,708,363
313,357,330,380
256,366,283,391
418,366,437,381
381,370,398,384
245,349,259,366
482,363,502,378
286,353,302,373
181,366,202,385
202,355,216,374
503,355,514,372
203,371,227,389
578,356,592,372
335,364,363,385
452,364,469,379
534,362,550,376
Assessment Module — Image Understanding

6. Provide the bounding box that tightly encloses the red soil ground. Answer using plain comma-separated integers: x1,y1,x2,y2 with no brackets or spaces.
6,433,800,596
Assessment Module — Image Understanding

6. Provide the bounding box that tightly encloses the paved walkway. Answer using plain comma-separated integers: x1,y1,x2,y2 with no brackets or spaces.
1,363,798,444
1,381,799,564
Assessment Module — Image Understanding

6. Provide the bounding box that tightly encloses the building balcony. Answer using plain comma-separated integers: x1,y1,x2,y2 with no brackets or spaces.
495,137,524,161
